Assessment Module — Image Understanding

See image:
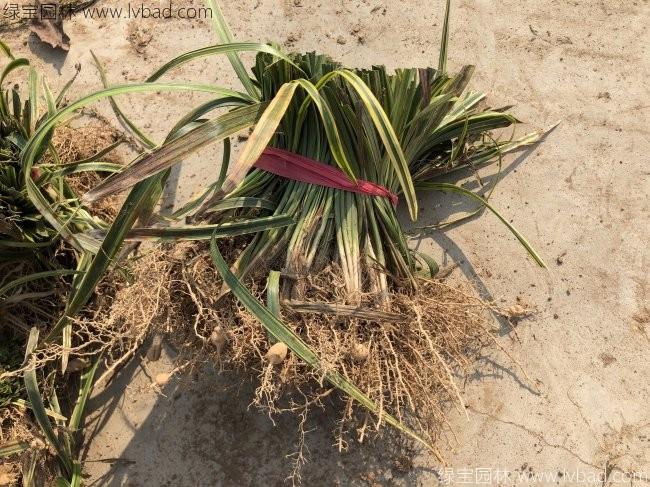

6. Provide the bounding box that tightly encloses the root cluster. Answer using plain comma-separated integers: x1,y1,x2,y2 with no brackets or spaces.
52,122,124,221
90,240,501,451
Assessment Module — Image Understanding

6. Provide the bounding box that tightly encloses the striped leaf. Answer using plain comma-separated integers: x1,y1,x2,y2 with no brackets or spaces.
438,0,452,74
24,329,73,476
0,440,29,458
120,214,294,241
82,103,264,202
148,42,298,86
218,82,299,196
319,70,418,220
0,269,79,297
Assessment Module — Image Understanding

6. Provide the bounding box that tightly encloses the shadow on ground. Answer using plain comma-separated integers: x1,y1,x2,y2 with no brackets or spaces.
82,345,445,486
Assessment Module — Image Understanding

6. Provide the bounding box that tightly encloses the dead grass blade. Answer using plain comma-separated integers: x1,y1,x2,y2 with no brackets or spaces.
283,300,406,322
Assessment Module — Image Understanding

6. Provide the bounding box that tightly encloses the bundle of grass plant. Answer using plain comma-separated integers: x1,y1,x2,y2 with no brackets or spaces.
10,0,550,469
83,3,544,296
60,0,548,459
197,51,544,301
0,39,301,483
0,45,124,332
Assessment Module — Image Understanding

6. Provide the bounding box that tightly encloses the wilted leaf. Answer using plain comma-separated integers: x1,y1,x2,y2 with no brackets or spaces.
30,0,70,51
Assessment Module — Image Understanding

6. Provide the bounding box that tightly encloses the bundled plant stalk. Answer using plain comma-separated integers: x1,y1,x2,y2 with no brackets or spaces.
77,0,545,453
85,42,543,296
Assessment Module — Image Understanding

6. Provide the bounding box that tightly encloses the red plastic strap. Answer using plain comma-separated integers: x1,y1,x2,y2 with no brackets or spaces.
254,147,398,207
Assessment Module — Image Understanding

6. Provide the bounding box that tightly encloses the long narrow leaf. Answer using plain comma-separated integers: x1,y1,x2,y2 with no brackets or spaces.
24,329,72,475
10,399,68,422
0,440,29,458
82,103,265,202
68,357,101,433
0,40,14,59
416,182,546,267
221,82,298,194
0,269,79,297
201,196,275,214
203,3,258,98
91,51,156,148
438,0,451,73
293,78,358,180
44,161,123,180
148,42,297,86
118,214,294,241
27,68,38,134
70,462,82,487
284,300,405,322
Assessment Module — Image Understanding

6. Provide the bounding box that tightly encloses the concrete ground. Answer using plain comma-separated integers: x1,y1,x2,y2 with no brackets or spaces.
1,0,648,485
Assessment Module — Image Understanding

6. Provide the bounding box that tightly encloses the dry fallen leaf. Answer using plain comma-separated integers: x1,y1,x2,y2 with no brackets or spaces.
30,0,70,51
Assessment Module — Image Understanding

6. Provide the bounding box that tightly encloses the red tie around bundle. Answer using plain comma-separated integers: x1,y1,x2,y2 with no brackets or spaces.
253,147,399,207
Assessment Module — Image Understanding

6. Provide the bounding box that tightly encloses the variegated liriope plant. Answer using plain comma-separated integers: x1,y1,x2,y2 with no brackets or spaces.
10,0,549,471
